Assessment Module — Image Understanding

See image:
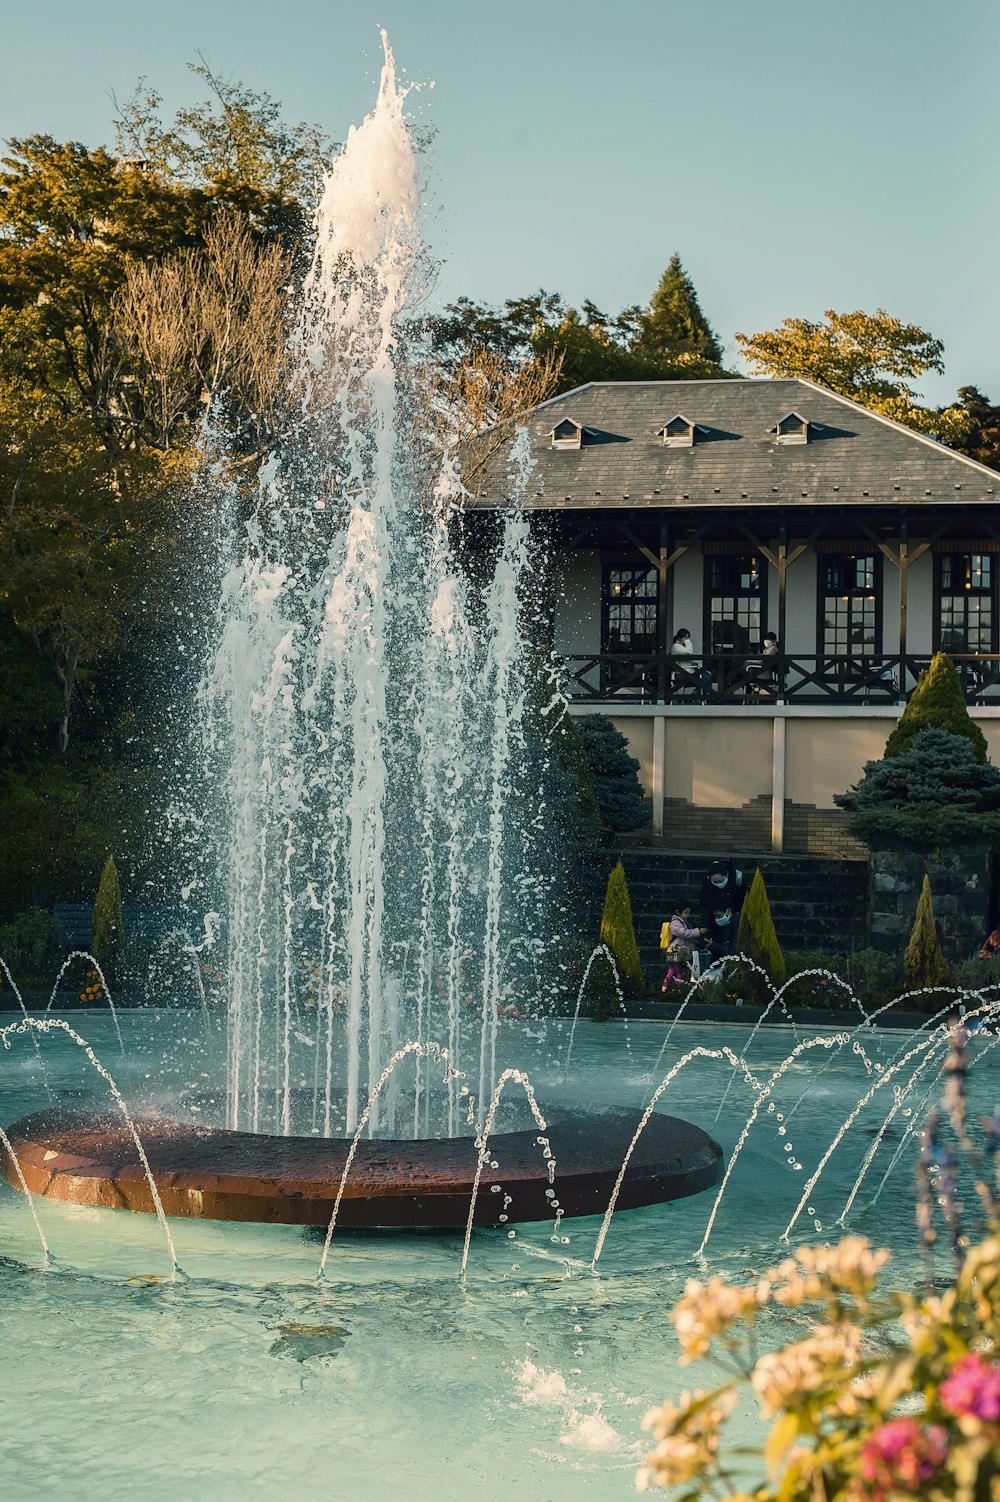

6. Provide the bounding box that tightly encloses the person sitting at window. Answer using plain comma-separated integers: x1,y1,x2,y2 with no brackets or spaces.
747,633,780,698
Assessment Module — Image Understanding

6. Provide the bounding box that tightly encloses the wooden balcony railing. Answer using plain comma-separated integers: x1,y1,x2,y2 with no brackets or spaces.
559,653,1000,706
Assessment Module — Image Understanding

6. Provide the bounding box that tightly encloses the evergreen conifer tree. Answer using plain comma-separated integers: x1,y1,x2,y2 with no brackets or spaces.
91,854,123,978
735,867,787,1002
634,254,724,367
576,715,651,834
885,653,988,763
599,860,644,997
903,874,951,988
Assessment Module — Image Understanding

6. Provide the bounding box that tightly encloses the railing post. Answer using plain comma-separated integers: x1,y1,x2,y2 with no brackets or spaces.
651,714,666,836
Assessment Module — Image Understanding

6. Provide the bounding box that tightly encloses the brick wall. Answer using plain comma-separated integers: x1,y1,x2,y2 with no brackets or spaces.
663,796,866,860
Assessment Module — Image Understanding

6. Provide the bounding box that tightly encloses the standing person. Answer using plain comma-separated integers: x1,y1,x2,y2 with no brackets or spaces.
660,903,707,991
700,860,747,955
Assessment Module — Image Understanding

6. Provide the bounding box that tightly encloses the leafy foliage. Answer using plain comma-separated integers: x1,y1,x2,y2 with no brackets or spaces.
599,860,644,997
429,255,728,396
91,853,123,978
0,906,63,979
575,715,651,834
735,307,972,443
903,875,952,988
735,867,786,1000
951,384,1000,472
885,653,988,763
835,728,1000,845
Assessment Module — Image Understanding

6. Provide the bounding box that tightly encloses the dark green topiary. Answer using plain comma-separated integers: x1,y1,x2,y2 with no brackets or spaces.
903,875,951,988
835,728,1000,845
735,867,786,1002
92,854,123,979
576,714,651,834
885,653,988,763
599,860,644,997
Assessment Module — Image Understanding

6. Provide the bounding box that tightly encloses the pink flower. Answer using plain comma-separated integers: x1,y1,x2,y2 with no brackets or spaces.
940,1354,1000,1423
859,1418,949,1496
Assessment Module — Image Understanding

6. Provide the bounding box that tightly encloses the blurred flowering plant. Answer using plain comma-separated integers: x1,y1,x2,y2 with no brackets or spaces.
638,1030,1000,1501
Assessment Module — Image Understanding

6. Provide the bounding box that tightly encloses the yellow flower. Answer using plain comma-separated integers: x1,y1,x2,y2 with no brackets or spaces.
769,1236,890,1309
639,1388,737,1490
672,1275,771,1361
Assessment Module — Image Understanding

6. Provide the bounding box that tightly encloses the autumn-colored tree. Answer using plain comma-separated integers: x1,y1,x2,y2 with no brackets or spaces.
884,653,988,764
735,308,971,444
903,874,951,988
735,868,787,1002
952,384,1000,472
600,861,644,997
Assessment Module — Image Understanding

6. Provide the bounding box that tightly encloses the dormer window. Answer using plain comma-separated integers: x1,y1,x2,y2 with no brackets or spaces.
770,411,811,446
550,417,584,449
656,414,703,448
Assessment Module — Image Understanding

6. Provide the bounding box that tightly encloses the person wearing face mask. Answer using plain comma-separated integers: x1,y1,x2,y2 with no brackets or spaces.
700,860,748,954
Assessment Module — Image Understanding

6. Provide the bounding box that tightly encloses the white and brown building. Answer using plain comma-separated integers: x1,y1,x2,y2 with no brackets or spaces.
469,377,1000,856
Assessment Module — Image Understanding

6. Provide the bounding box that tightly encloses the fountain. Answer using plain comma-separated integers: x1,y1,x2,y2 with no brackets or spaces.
0,33,721,1232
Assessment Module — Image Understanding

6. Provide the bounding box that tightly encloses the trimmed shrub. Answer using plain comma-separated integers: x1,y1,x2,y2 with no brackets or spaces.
846,948,904,1010
0,907,64,981
885,652,987,763
735,867,786,1002
952,957,1000,998
599,860,644,999
92,855,124,980
834,728,1000,845
903,875,951,989
576,715,651,834
782,951,848,1008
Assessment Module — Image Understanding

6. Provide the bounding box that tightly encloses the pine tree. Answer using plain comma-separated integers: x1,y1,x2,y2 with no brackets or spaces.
91,854,123,978
735,867,787,1002
633,253,724,367
885,653,988,763
903,874,951,988
599,860,644,997
576,715,651,834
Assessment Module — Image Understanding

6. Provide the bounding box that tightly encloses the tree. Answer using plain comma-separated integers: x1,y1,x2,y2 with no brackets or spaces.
735,868,786,1002
91,853,123,977
903,874,951,987
576,715,651,834
632,253,723,367
0,610,61,761
884,653,988,763
599,860,644,997
952,385,1000,472
834,728,1000,846
429,257,728,396
735,308,971,443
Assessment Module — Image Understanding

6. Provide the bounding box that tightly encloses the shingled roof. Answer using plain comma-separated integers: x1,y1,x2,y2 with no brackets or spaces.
468,378,999,510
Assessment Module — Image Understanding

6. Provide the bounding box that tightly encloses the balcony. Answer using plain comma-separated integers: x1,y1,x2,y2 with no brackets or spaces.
559,652,1000,706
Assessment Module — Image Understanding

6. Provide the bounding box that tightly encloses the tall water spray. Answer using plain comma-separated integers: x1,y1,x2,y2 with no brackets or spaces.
203,37,543,1138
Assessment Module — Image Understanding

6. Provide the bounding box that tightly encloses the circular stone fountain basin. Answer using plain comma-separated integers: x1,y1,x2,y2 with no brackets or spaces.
1,1108,722,1228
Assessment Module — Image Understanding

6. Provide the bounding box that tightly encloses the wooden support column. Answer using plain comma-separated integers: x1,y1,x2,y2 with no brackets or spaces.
776,518,788,646
898,513,909,661
771,715,786,853
657,518,670,702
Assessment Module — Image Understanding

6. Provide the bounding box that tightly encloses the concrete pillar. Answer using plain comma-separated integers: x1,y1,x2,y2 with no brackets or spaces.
651,713,666,836
771,715,786,852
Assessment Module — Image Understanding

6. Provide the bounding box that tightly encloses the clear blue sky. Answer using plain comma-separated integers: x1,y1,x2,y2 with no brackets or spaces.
2,0,996,403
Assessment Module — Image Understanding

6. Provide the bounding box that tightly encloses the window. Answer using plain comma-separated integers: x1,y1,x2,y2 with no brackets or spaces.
706,555,764,653
550,418,584,449
820,554,880,654
936,553,997,654
656,414,702,448
769,412,811,446
603,563,658,654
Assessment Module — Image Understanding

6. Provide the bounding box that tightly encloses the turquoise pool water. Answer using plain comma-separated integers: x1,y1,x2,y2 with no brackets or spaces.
0,1010,994,1501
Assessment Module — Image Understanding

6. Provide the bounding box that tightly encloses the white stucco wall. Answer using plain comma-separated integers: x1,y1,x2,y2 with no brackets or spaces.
553,549,601,657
